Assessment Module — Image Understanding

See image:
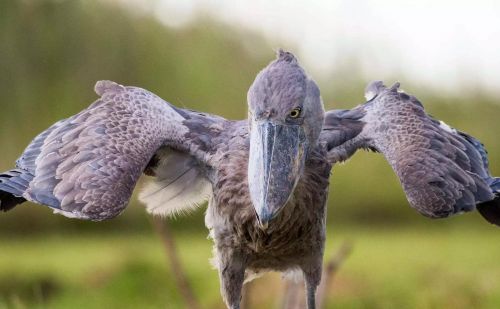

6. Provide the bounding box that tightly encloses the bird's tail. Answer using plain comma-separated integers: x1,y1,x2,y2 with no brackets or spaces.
0,169,31,212
477,178,500,226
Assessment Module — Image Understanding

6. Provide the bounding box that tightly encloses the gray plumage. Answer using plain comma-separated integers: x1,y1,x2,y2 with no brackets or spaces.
1,51,499,309
322,81,499,220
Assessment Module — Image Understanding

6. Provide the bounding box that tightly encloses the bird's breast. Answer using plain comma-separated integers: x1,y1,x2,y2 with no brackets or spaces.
208,145,332,267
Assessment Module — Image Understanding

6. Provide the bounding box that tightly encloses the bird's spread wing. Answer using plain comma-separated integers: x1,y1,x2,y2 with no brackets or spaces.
0,81,227,220
320,81,500,225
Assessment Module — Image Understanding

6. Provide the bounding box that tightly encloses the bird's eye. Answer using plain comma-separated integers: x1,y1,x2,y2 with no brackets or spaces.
289,108,301,118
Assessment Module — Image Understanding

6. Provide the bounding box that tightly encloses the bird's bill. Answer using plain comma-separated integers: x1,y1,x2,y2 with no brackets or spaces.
248,120,307,228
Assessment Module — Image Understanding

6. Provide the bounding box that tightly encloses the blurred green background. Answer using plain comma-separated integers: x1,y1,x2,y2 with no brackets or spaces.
0,0,499,308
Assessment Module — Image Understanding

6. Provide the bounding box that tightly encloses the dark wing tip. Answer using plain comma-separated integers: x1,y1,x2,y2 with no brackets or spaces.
477,196,500,227
0,191,26,212
94,80,125,96
0,169,31,211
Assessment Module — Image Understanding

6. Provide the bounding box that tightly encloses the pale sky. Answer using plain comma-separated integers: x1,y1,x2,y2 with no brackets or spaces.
117,0,500,94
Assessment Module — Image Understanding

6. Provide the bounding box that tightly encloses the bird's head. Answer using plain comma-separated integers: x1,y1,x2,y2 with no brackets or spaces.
247,50,324,228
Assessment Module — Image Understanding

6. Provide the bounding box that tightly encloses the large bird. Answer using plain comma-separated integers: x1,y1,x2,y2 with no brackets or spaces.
0,50,499,309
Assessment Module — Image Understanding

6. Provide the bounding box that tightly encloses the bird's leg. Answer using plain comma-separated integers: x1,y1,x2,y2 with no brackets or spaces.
305,280,318,309
218,249,246,309
302,260,322,309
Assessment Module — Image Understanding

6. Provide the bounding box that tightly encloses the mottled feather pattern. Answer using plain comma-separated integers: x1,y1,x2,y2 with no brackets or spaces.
329,82,497,219
0,80,229,220
30,82,189,219
5,81,225,220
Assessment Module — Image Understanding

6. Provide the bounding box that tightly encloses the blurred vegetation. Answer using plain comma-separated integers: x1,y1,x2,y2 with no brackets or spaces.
1,227,499,308
0,0,499,308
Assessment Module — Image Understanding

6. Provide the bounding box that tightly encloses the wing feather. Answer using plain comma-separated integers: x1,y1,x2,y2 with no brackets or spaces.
0,81,226,220
322,81,499,224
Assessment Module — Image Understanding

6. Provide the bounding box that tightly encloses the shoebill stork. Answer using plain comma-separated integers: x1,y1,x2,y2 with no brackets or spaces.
0,50,499,309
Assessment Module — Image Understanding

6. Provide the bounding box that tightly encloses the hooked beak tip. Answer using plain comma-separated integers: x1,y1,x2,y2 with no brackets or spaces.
258,220,269,230
256,212,274,230
256,211,272,230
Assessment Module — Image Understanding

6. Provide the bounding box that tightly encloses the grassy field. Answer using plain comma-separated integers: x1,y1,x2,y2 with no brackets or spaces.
0,224,499,309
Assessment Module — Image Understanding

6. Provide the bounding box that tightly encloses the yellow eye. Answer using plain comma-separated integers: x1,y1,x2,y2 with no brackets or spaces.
289,108,301,118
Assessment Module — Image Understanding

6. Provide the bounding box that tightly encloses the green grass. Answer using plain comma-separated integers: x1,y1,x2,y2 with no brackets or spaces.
0,225,499,309
324,226,500,309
